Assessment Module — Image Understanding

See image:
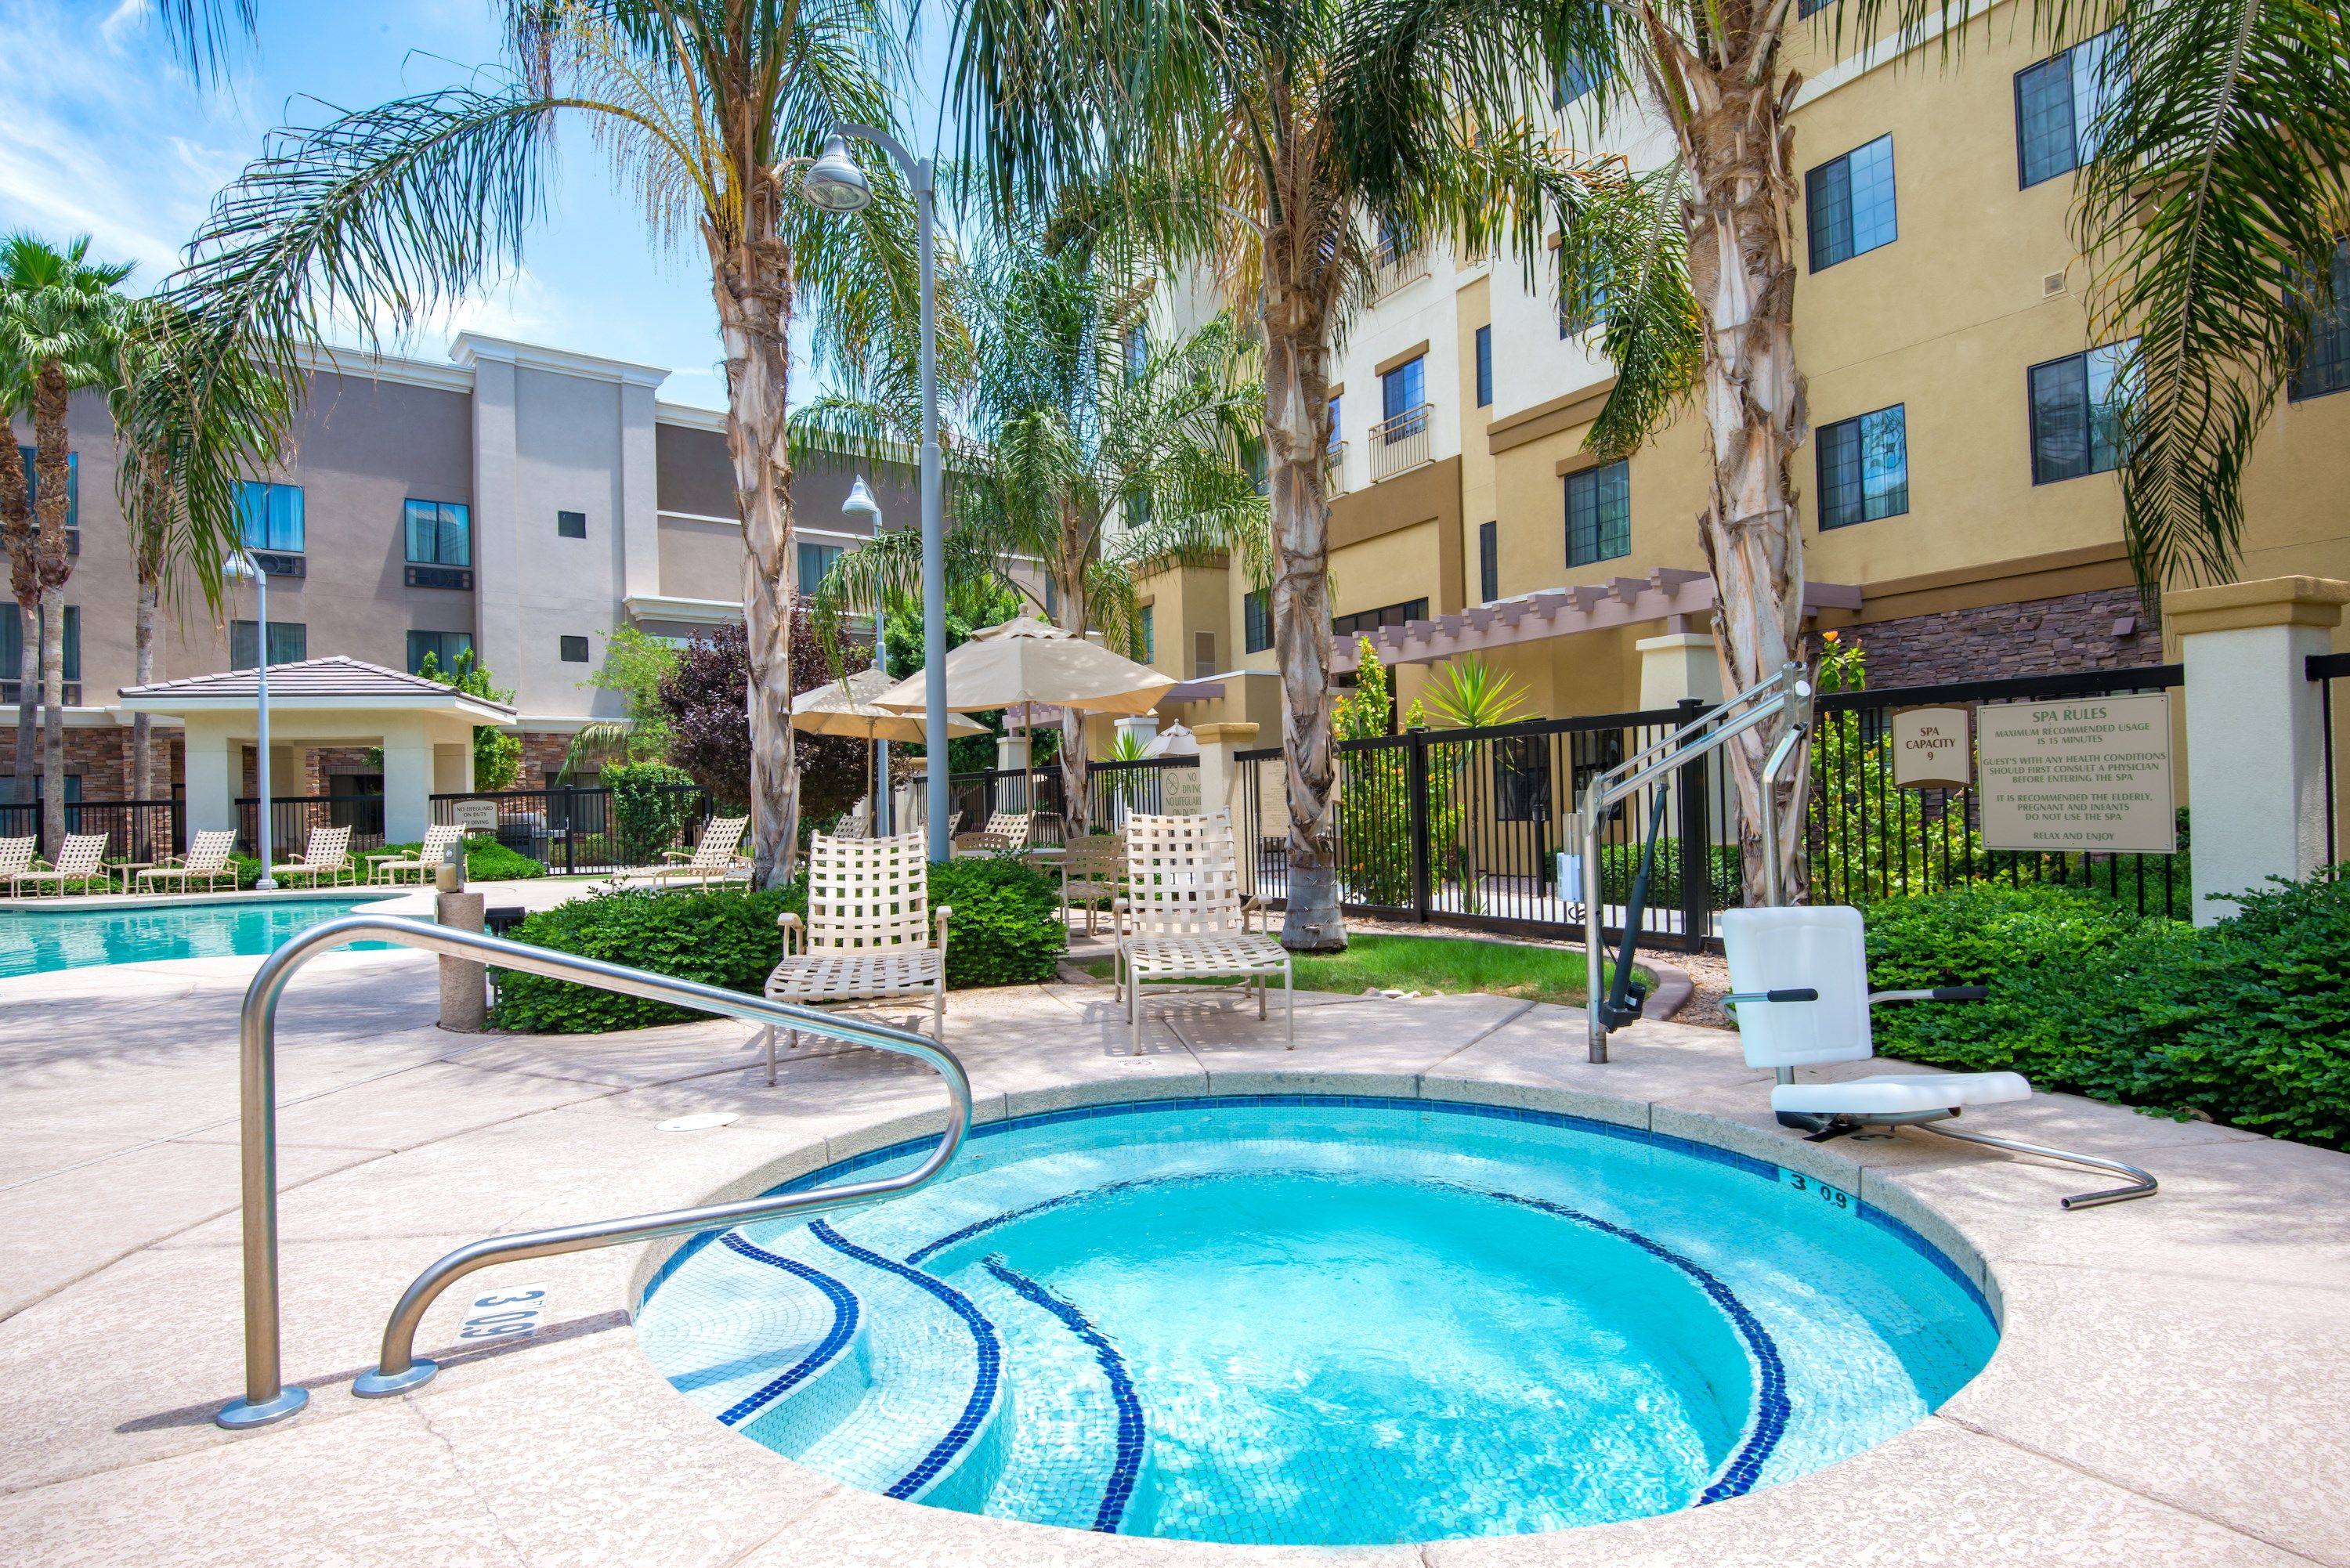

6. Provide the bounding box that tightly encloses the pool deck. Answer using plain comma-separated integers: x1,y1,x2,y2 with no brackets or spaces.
0,919,2341,1566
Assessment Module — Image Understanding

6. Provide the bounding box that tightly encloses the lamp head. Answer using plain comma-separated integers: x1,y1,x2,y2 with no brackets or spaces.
841,473,881,523
802,135,873,213
222,551,258,582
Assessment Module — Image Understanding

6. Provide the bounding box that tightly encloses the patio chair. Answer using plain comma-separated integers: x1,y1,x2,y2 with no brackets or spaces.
1723,905,2156,1209
136,829,239,894
1116,809,1292,1055
953,810,1033,858
366,824,466,885
649,814,752,891
0,836,35,885
1056,831,1125,936
755,829,949,1083
833,798,872,840
10,833,110,897
271,825,355,888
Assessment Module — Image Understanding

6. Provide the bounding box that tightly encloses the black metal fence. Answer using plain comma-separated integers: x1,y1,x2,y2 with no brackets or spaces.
904,757,1201,839
0,797,183,861
2313,649,2350,865
429,783,714,874
236,793,385,858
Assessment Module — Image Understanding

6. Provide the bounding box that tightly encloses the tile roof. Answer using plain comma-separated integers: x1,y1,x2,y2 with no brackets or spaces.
118,656,518,715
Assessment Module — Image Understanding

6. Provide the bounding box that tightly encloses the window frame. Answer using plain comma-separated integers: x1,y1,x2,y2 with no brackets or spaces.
1813,404,1911,529
2288,239,2350,403
1564,460,1632,568
237,481,306,554
2027,339,2138,485
559,634,591,663
556,509,588,539
1478,520,1499,603
1473,327,1493,408
2015,28,2124,190
403,499,472,567
232,619,307,670
1243,589,1273,654
405,629,476,677
1806,134,1898,273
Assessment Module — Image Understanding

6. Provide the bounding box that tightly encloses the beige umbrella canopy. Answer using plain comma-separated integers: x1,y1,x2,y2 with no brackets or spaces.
790,667,988,742
873,616,1175,718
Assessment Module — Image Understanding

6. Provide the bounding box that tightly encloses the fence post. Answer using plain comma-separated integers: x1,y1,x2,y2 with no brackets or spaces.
562,786,577,876
1673,697,1711,950
1407,728,1431,923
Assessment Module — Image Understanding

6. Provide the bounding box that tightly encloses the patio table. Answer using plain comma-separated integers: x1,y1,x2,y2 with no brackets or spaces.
109,862,154,895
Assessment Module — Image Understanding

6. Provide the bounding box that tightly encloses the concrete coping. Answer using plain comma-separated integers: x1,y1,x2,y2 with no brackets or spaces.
2163,573,2350,635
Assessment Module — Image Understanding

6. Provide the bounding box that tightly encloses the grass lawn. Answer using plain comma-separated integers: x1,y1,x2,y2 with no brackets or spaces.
1079,932,1644,1009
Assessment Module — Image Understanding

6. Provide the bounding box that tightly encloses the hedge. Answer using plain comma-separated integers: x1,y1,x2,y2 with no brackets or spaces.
1859,876,2350,1148
1597,836,1743,909
488,857,1067,1033
371,836,548,881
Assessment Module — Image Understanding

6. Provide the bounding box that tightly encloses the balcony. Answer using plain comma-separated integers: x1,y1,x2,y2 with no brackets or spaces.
1368,404,1433,482
1326,442,1349,498
1369,241,1427,301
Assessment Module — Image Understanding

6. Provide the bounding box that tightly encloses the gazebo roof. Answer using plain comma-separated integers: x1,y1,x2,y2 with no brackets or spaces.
118,656,517,723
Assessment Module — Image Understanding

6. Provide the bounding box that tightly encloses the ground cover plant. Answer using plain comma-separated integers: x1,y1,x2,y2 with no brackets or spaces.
369,836,545,882
490,858,1066,1032
1084,932,1640,1010
1860,876,2350,1148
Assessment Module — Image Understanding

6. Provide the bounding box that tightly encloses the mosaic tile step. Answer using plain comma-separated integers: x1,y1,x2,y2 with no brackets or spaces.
967,1257,1147,1533
633,1228,866,1433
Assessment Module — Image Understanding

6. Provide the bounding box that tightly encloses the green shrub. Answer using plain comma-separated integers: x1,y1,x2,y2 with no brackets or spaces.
489,857,1066,1033
1598,836,1742,909
369,836,547,881
604,761,702,863
1859,876,2350,1147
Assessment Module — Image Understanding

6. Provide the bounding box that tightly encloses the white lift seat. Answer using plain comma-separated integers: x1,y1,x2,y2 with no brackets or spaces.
1721,905,2154,1209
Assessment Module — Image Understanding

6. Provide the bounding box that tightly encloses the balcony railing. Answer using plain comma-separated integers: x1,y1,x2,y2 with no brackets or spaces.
1326,441,1349,498
1369,242,1427,300
1369,404,1433,482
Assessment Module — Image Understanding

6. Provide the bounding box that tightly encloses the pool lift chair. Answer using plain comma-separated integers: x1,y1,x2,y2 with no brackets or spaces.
1721,904,2156,1210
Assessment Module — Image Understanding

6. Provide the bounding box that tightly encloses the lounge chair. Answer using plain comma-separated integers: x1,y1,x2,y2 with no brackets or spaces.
271,825,355,888
1116,809,1292,1054
953,810,1032,858
12,833,111,898
367,824,466,885
755,829,949,1083
0,837,35,886
832,799,873,841
1056,831,1125,936
649,814,751,890
1723,905,2156,1209
137,829,239,894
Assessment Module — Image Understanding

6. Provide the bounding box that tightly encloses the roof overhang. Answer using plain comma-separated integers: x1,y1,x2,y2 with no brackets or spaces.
625,594,744,627
116,691,516,724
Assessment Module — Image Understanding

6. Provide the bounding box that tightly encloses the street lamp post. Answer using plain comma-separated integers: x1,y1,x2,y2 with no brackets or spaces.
225,551,277,889
803,128,948,861
841,474,888,834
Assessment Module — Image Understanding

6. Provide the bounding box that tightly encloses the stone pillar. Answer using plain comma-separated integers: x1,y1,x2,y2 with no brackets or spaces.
380,718,436,845
2167,576,2350,925
1191,721,1261,824
1636,631,1724,710
436,884,486,1031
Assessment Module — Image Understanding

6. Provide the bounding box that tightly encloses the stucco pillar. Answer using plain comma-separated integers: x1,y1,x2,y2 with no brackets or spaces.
2166,576,2350,924
618,380,662,602
995,732,1031,812
469,352,522,695
432,743,474,794
380,718,436,844
181,718,237,836
1636,632,1724,710
1113,715,1159,753
1191,721,1260,823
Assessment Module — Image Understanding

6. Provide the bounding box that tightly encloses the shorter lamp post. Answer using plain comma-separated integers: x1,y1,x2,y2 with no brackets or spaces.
841,474,890,833
224,551,276,889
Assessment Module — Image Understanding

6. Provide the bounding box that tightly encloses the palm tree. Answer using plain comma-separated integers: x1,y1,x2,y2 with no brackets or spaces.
164,0,927,888
0,235,132,846
948,0,1611,948
111,302,288,801
801,226,1267,830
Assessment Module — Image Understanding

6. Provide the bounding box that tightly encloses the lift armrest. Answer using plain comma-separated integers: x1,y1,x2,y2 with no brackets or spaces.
1723,987,1820,1005
1868,985,1989,1004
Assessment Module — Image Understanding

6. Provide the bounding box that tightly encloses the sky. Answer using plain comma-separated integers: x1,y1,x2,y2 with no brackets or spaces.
0,0,958,410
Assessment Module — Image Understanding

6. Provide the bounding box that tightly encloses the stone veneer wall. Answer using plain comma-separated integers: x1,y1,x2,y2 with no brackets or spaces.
0,726,183,798
516,731,577,789
1838,586,2161,690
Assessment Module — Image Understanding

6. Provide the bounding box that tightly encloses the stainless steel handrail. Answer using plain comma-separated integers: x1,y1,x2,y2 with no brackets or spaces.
215,915,974,1431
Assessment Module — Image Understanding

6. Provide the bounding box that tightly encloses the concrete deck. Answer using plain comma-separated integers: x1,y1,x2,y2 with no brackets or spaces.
0,928,2340,1566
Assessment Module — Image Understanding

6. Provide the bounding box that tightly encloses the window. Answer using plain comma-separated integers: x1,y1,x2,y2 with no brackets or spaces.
1137,605,1155,663
1245,438,1269,495
2030,340,2138,483
1806,135,1898,272
1474,326,1493,408
1797,0,1830,16
2290,239,2350,402
1,605,80,695
559,635,590,663
1331,598,1429,640
1815,406,1911,528
1192,630,1217,680
406,629,475,676
1561,266,1609,338
1565,461,1632,566
2016,28,2124,189
16,449,78,535
1327,394,1343,453
231,620,306,669
1244,590,1273,654
1554,55,1602,109
1123,323,1148,381
1379,356,1426,443
1494,735,1551,821
796,540,844,591
403,499,472,566
557,509,588,539
1479,520,1499,603
237,482,305,553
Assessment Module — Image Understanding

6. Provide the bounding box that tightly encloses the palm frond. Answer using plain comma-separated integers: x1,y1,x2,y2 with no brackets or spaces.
1555,160,1705,460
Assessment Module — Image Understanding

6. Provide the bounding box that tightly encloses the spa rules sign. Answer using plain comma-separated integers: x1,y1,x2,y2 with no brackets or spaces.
1977,692,2176,854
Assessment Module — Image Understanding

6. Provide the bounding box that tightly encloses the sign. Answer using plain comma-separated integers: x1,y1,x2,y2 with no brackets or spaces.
1892,706,1972,790
1159,765,1202,815
1977,692,2175,853
457,1283,548,1341
452,800,501,833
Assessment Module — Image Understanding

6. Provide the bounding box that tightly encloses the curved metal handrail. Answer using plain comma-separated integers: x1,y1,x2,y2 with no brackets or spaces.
216,914,973,1430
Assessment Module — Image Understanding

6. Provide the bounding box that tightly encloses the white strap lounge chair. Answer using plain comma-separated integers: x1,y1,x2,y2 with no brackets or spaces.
367,824,466,885
137,829,239,894
1116,809,1292,1055
11,833,110,897
650,814,752,890
755,829,949,1083
0,836,36,884
953,809,1032,858
1722,905,2156,1209
1056,831,1125,936
833,798,872,840
271,825,355,888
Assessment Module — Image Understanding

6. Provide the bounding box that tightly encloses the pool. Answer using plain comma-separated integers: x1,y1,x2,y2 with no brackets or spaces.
637,1096,1998,1545
0,894,403,976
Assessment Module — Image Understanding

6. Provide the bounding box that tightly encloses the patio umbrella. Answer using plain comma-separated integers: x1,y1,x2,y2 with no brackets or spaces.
872,616,1176,718
790,667,987,743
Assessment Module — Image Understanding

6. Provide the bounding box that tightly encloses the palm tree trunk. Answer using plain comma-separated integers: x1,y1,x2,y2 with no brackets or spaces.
1675,63,1812,903
132,577,159,800
31,362,73,852
706,221,801,890
0,440,34,809
1263,239,1347,952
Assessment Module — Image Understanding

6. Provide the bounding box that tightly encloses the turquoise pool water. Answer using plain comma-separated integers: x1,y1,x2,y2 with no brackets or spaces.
0,894,400,976
638,1097,1998,1545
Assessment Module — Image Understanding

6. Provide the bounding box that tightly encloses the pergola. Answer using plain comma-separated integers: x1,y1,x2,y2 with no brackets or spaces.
118,657,516,844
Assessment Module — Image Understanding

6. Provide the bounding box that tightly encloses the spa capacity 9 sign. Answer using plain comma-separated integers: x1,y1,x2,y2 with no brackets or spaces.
1891,706,1972,790
1976,692,2175,854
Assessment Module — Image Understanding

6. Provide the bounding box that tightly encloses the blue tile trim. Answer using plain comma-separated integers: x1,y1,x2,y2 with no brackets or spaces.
1474,1187,1788,1505
980,1255,1146,1534
908,1173,1224,1266
1855,1198,1995,1322
808,1219,1003,1500
711,1234,861,1428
